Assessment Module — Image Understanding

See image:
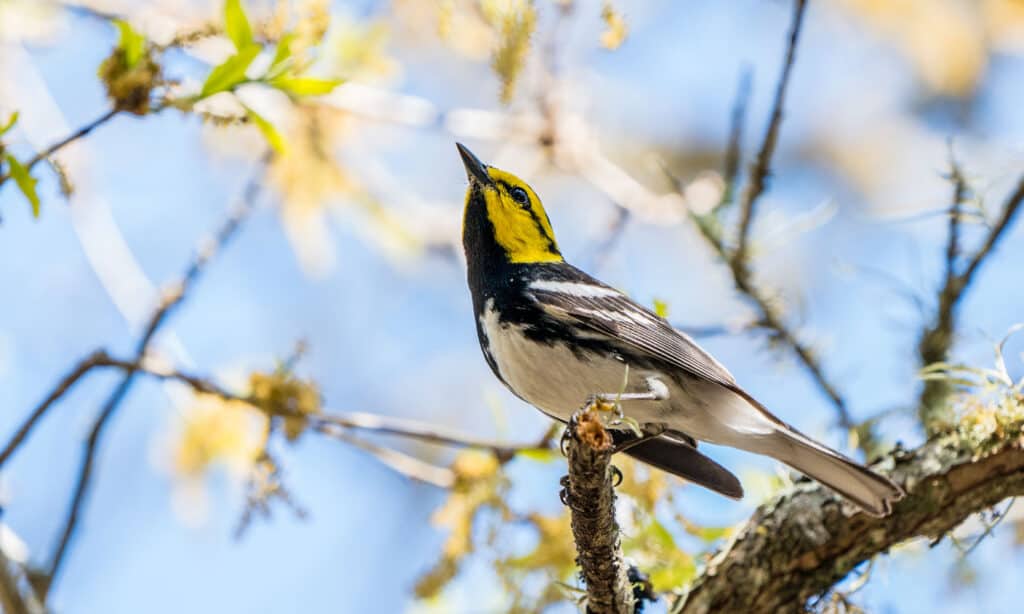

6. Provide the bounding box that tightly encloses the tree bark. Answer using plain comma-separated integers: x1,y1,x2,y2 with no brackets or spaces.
676,424,1024,613
564,409,635,614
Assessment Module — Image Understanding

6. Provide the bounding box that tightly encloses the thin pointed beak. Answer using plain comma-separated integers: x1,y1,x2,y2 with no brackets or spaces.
456,143,493,187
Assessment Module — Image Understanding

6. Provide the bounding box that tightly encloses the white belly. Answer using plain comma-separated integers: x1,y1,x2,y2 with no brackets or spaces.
480,301,670,425
478,300,779,444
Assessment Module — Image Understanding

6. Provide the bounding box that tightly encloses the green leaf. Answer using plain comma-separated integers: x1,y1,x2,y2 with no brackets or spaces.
515,447,557,463
268,76,343,97
269,33,295,73
646,519,677,550
652,298,669,319
223,0,253,51
243,105,286,154
200,45,260,98
649,558,696,590
688,525,731,543
113,19,146,67
4,154,40,217
0,111,18,136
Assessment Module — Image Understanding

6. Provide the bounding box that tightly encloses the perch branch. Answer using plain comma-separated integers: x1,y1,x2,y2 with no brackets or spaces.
562,407,634,614
675,420,1024,613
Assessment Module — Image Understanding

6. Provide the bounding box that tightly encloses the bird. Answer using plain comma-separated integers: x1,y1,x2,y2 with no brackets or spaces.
456,143,905,517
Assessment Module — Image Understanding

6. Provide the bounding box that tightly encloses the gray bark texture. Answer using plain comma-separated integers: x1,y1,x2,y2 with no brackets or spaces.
564,409,635,614
676,422,1024,613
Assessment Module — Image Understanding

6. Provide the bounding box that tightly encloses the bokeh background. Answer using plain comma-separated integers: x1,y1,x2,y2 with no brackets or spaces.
1,0,1023,612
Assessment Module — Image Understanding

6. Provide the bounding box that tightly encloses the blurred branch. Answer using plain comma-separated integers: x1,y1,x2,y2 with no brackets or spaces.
0,108,120,189
314,412,545,462
588,204,630,272
943,160,967,293
32,352,547,465
918,167,1024,431
0,349,108,468
315,425,455,488
733,0,806,264
42,154,270,599
671,0,863,447
958,177,1024,290
674,415,1024,613
562,407,634,614
721,68,752,208
0,554,30,614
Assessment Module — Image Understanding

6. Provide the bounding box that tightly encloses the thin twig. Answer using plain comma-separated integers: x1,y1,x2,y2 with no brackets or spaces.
958,176,1024,291
720,68,753,208
315,425,456,488
43,155,270,597
0,350,108,468
314,412,543,461
681,0,858,441
918,169,1024,430
748,292,855,434
942,156,967,294
0,109,120,188
32,352,547,461
733,0,807,264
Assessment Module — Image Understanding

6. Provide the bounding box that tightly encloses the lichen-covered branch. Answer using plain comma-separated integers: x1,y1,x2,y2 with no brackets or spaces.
562,409,634,614
918,172,1024,430
674,414,1024,613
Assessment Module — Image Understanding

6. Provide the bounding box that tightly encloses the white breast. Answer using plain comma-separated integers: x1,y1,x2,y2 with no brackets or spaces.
479,300,666,424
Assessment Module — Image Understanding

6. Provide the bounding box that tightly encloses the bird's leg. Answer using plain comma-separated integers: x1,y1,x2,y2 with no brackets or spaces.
588,376,670,420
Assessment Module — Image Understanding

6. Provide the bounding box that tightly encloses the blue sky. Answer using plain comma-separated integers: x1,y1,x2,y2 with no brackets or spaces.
1,1,1023,612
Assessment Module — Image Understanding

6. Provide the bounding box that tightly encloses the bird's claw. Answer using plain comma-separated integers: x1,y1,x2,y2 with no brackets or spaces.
609,464,623,487
559,474,583,510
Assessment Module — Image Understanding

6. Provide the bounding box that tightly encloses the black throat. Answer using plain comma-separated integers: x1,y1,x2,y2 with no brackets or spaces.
463,187,516,309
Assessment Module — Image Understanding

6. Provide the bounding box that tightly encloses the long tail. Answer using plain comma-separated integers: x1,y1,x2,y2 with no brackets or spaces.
760,427,904,517
720,387,905,517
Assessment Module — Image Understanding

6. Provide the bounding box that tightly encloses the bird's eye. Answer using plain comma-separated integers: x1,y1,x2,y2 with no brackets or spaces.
509,187,530,206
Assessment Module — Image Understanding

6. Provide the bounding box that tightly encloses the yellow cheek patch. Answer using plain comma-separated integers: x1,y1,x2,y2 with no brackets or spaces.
483,168,562,264
483,187,562,263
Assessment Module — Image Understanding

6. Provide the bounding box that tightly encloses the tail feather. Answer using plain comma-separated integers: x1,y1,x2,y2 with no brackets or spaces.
617,434,744,500
765,428,904,517
719,386,905,517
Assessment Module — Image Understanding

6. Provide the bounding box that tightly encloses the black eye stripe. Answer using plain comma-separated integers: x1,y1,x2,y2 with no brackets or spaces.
499,181,530,206
493,179,560,256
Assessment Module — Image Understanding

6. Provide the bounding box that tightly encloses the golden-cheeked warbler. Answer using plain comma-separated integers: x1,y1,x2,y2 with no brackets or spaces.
457,143,903,517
